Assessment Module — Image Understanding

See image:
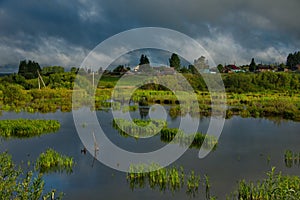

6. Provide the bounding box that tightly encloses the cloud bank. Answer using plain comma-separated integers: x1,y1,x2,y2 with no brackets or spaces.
0,0,299,69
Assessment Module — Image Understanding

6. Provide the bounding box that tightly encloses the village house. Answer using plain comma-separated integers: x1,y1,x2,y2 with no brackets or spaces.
221,64,244,73
292,64,300,72
133,65,140,72
256,64,275,72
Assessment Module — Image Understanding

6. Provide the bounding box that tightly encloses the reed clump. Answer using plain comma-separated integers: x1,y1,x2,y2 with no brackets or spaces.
35,148,74,174
160,128,218,150
127,163,203,196
284,149,300,168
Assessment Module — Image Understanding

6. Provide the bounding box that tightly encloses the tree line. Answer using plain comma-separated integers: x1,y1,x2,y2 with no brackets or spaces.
223,72,300,92
1,51,300,92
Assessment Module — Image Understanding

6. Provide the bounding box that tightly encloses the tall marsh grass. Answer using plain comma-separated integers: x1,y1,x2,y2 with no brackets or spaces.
35,148,74,174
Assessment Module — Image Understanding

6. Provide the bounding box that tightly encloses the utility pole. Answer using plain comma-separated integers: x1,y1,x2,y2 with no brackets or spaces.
92,71,95,88
38,75,40,90
37,71,46,89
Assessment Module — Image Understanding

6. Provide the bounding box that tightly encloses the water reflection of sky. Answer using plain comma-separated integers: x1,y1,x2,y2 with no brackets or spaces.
1,110,300,199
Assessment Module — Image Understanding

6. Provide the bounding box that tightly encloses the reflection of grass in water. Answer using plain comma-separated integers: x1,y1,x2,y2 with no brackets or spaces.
0,119,60,138
284,149,300,168
230,167,300,200
35,148,74,174
113,118,167,138
160,128,218,150
169,104,211,118
127,163,206,198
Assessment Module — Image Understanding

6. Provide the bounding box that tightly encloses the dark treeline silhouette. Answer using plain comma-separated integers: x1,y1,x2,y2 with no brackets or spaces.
18,60,41,79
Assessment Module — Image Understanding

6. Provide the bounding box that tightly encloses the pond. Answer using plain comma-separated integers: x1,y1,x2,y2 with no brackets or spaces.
1,106,300,199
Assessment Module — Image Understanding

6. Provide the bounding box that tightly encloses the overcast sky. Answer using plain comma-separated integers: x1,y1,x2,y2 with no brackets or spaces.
0,0,299,71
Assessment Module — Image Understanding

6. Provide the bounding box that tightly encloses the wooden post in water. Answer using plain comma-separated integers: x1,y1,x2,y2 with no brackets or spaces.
92,131,99,167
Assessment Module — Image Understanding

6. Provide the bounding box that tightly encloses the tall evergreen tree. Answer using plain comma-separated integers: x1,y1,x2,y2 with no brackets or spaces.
286,51,300,68
169,53,181,71
249,58,257,72
139,54,150,65
217,64,224,72
18,60,27,76
18,60,41,79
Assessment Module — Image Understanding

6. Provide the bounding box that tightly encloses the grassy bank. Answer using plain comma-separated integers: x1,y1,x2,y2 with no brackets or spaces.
1,72,300,121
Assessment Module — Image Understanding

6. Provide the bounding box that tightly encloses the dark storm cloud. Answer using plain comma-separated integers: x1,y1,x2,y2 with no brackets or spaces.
0,0,299,67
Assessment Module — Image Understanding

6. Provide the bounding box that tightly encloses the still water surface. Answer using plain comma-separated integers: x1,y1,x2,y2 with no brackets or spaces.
1,107,300,199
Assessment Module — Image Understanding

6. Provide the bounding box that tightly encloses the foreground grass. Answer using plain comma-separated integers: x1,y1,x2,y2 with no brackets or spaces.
228,167,300,200
127,164,300,200
0,151,63,199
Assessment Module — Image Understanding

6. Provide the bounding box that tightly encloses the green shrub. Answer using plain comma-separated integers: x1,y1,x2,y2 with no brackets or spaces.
0,151,63,199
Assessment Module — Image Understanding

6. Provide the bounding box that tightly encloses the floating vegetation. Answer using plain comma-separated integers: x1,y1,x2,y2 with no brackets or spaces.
284,149,300,168
35,148,74,174
160,128,218,150
112,118,217,149
230,167,300,200
113,118,167,138
127,163,206,197
0,119,60,138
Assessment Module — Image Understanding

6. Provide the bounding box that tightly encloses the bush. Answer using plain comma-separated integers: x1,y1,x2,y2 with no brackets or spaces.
0,151,63,199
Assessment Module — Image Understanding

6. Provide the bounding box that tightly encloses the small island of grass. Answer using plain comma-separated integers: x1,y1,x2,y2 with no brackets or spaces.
0,119,60,138
160,128,218,150
35,148,74,174
127,163,204,197
113,118,167,138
